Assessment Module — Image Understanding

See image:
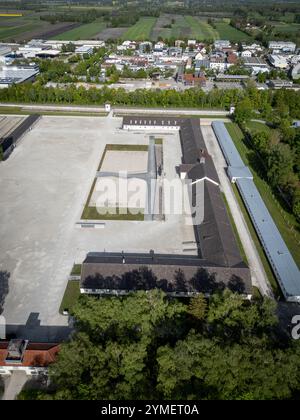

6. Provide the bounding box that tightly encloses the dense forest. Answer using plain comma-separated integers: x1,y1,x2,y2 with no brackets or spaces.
18,290,300,400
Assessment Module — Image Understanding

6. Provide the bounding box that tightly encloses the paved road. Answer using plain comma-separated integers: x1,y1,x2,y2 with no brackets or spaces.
0,103,229,116
2,371,27,400
201,124,273,298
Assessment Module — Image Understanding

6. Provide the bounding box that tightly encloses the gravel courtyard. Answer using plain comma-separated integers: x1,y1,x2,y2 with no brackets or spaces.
100,150,148,173
0,115,195,340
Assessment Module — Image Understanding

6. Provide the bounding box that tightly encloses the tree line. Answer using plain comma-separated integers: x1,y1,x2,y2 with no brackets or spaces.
0,83,244,109
234,85,300,221
18,289,300,400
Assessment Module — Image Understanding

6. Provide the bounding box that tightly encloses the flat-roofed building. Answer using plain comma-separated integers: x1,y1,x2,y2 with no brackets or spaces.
122,116,182,131
268,54,289,69
243,57,268,67
75,45,93,55
214,40,230,50
0,64,39,88
215,74,250,82
268,41,296,53
268,79,294,89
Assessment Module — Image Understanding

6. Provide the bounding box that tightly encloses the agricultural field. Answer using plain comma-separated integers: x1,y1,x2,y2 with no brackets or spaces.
214,19,253,42
270,21,300,34
96,27,129,41
122,17,157,41
0,11,81,42
149,14,251,42
51,20,107,40
0,12,42,41
186,16,219,40
151,14,190,40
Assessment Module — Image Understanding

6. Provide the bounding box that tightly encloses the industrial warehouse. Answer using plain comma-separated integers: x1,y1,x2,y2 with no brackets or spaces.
80,117,252,298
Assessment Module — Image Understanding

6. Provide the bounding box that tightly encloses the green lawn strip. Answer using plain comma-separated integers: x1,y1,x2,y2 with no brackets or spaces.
155,138,163,145
82,206,144,221
59,280,80,314
122,17,157,41
252,285,263,301
0,106,107,117
246,121,271,135
221,192,248,265
106,144,148,152
51,20,106,40
71,264,82,276
225,122,300,267
114,114,228,120
231,184,281,297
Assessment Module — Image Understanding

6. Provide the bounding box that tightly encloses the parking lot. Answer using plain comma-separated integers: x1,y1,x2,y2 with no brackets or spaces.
0,115,195,339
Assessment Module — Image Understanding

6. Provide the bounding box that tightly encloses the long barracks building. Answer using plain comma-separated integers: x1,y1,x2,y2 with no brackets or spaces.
80,117,252,298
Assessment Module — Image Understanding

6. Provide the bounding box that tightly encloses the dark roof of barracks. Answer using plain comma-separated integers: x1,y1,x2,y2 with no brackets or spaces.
81,252,251,295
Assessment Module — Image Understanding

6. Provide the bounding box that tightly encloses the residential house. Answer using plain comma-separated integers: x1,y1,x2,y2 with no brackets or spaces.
0,340,60,377
183,73,206,87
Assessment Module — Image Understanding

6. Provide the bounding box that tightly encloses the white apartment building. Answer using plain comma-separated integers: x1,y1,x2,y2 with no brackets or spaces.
209,57,227,72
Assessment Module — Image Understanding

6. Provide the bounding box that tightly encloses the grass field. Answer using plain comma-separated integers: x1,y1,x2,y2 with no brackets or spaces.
222,192,248,265
0,12,44,41
214,20,252,42
51,20,106,40
0,12,81,41
226,122,300,268
186,16,219,40
59,280,80,314
245,121,272,135
270,21,300,34
0,22,40,40
122,17,157,41
81,206,145,221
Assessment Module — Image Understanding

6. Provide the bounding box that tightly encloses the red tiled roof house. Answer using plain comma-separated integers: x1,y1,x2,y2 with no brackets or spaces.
0,339,59,376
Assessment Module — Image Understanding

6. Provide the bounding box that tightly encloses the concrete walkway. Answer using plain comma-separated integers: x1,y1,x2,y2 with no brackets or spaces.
201,124,273,298
2,371,28,400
